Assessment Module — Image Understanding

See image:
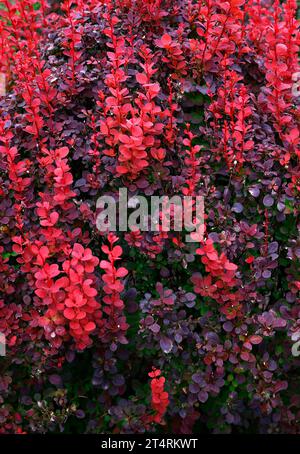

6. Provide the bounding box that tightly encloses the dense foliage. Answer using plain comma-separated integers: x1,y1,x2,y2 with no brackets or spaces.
0,0,300,434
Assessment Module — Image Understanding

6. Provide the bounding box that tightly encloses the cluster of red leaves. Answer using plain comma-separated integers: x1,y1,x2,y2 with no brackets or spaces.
156,32,187,77
99,13,171,179
1,1,50,138
100,233,128,346
188,0,249,77
191,239,244,320
61,0,84,91
8,143,103,352
208,64,253,171
261,0,300,164
0,118,32,230
39,243,101,351
244,0,300,165
182,124,202,197
146,368,169,425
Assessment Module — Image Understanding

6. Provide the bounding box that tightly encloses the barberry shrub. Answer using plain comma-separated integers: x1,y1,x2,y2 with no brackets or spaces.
0,0,300,434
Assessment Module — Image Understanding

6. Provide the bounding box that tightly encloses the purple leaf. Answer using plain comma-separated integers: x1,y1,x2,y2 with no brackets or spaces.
232,203,243,213
262,270,271,279
150,323,160,334
198,390,209,403
160,336,173,354
223,321,233,332
249,186,260,197
49,374,62,387
263,195,274,207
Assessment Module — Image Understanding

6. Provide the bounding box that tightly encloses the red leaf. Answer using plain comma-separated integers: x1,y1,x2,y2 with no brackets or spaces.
84,322,96,332
136,72,148,84
64,308,75,320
